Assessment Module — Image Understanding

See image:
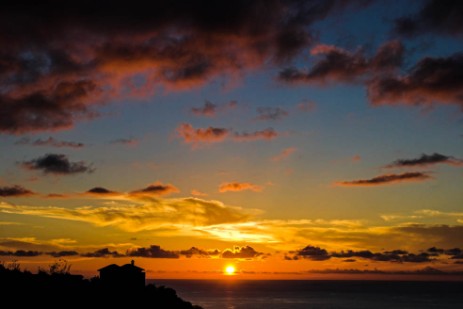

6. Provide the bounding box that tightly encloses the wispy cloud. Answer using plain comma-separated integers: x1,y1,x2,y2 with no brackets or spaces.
191,100,217,117
232,128,278,141
0,197,251,232
271,147,297,161
335,172,431,186
15,137,84,148
219,182,263,193
110,138,139,146
296,101,316,112
255,107,288,121
20,154,94,175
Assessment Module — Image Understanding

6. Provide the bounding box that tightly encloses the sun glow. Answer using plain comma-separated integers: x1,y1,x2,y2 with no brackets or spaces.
224,265,236,275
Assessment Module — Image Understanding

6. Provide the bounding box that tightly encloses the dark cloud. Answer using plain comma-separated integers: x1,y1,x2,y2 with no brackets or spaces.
444,248,463,259
387,153,463,168
279,40,404,84
221,246,262,259
130,182,179,197
86,187,117,195
296,245,330,260
20,153,94,175
0,250,41,257
179,247,215,258
394,0,463,37
427,247,445,255
368,53,463,108
255,107,289,121
47,250,79,257
291,246,434,263
0,185,34,197
81,248,123,258
0,0,368,134
0,80,100,134
191,101,217,117
15,137,84,148
336,172,431,186
127,245,179,259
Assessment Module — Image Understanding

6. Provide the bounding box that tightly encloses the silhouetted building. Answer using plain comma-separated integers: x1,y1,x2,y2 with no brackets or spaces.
98,260,145,289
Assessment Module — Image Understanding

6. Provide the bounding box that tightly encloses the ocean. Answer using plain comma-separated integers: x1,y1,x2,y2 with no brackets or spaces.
151,280,463,309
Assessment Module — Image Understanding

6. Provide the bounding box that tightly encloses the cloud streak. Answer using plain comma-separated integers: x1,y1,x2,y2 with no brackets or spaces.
335,172,431,186
15,137,84,148
387,153,463,168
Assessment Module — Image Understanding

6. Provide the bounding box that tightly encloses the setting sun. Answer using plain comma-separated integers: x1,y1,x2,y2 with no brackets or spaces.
224,265,236,275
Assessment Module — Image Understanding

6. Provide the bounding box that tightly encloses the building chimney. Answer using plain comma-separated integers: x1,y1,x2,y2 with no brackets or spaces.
131,260,135,266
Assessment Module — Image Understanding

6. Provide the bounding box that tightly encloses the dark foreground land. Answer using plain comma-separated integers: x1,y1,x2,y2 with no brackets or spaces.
0,263,202,308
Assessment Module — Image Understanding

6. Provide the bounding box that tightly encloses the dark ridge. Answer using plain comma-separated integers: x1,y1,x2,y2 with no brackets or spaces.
0,261,202,308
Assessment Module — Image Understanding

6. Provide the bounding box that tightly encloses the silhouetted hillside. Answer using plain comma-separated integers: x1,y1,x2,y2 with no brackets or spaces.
0,262,202,308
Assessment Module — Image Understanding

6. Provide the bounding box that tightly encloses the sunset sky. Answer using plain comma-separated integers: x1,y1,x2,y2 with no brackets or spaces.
1,0,462,280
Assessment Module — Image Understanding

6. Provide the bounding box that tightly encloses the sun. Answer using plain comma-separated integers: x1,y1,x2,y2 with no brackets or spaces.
224,265,236,275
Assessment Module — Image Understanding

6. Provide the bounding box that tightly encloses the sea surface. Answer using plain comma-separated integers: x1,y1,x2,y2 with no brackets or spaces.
151,279,463,309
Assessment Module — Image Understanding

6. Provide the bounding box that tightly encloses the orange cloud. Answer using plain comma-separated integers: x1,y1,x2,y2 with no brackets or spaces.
219,182,263,193
191,189,208,197
176,123,229,145
177,123,279,146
